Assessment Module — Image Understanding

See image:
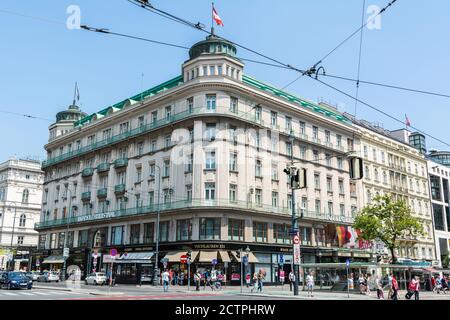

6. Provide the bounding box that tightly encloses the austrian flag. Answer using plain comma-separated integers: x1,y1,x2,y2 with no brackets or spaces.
213,7,224,26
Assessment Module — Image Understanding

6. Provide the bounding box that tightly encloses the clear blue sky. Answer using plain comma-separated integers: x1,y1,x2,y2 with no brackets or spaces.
1,0,449,161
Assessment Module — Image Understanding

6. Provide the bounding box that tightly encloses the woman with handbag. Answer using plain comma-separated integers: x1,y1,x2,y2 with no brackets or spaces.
391,274,399,300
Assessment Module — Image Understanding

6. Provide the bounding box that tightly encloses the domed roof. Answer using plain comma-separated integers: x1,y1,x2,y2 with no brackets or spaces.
189,34,237,60
56,104,87,122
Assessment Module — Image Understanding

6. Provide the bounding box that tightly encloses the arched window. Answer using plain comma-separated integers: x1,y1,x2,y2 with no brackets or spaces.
22,189,29,204
19,214,26,227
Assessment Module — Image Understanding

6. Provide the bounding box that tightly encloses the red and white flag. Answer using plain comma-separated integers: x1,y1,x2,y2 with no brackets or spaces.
213,7,224,26
405,114,411,127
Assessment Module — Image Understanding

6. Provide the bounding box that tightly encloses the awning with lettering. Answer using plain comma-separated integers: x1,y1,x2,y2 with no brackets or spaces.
218,250,231,263
114,252,154,264
198,251,218,263
230,251,259,263
42,255,66,264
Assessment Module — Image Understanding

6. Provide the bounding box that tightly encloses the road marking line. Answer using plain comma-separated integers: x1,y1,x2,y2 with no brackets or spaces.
32,292,50,295
20,292,35,296
2,292,18,296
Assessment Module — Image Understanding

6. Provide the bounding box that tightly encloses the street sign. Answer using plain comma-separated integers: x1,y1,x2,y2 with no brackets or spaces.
212,259,218,266
293,235,301,265
279,254,284,265
92,252,98,259
289,228,299,236
242,255,248,266
63,248,70,258
110,248,118,257
346,259,350,268
180,255,188,263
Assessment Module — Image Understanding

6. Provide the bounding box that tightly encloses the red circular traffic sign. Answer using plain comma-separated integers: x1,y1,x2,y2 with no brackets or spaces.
180,255,188,263
293,235,300,244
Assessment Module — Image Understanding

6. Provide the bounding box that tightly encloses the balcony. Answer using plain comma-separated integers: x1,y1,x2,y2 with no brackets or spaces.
34,197,355,230
114,158,128,169
81,191,91,201
97,188,108,198
114,184,126,195
81,168,94,177
97,163,110,173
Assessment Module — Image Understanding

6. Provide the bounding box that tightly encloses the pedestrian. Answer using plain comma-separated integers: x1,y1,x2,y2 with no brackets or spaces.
257,270,265,292
306,272,314,297
348,273,354,291
210,269,217,291
365,274,371,295
245,273,251,288
289,271,295,292
358,274,365,294
194,270,201,291
413,276,420,300
391,274,399,300
162,269,170,292
385,273,393,299
375,275,384,299
251,272,258,293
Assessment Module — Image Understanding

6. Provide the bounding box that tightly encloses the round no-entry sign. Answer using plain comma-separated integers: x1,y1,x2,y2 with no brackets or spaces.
180,255,188,263
293,235,300,245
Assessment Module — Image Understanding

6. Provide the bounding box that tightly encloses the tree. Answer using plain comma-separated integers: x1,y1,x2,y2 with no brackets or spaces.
353,195,424,264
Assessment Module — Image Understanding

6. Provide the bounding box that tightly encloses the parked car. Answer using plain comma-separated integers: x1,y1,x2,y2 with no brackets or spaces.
85,272,107,285
26,272,40,281
0,272,33,290
37,271,59,282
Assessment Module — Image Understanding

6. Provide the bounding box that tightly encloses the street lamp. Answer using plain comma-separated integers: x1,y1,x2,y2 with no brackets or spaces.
61,187,72,281
150,164,161,286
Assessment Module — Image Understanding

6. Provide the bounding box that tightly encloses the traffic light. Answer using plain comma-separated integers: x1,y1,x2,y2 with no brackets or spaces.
186,251,191,260
235,250,241,259
349,157,364,180
292,168,307,189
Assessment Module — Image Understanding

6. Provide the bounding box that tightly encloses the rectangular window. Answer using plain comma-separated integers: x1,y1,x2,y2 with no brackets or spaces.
143,222,154,244
186,154,193,172
165,106,172,120
187,97,194,113
159,221,170,242
327,177,332,193
315,200,321,213
273,224,290,244
337,157,343,169
339,179,345,194
325,154,331,167
119,122,129,134
130,224,140,245
209,65,215,76
176,219,192,241
205,183,216,200
199,218,221,240
312,126,318,140
111,226,125,245
229,184,237,202
229,153,237,171
340,204,345,216
299,121,305,135
77,230,88,247
229,126,237,144
328,202,333,215
272,191,278,207
165,135,171,148
102,128,112,140
255,189,262,206
230,97,238,113
433,203,445,231
430,175,442,201
255,160,262,177
138,116,145,128
228,219,244,241
255,106,262,122
217,65,222,75
205,123,216,140
38,234,47,249
150,140,157,152
163,160,170,177
206,94,216,111
151,111,158,123
271,111,277,126
300,146,306,159
286,142,292,157
285,116,292,132
148,191,154,207
205,151,216,169
186,185,192,201
271,163,278,180
325,130,330,143
313,150,319,161
336,134,342,147
314,173,320,190
253,222,268,242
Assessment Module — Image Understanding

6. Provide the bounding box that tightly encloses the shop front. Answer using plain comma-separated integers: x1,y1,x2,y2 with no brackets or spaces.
103,251,155,285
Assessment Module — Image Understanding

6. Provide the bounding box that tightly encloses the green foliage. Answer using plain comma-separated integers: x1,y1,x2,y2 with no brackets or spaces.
354,195,424,263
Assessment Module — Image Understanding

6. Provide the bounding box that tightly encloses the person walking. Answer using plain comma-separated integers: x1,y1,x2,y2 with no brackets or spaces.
162,269,170,292
413,276,420,300
289,271,295,292
375,275,384,299
257,270,265,293
245,273,251,288
348,273,354,292
251,272,258,293
391,274,399,300
306,272,314,297
358,274,365,294
194,270,201,291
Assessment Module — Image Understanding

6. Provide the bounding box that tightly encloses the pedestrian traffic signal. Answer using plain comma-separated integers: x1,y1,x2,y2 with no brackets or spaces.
235,250,241,259
349,156,364,180
186,251,191,260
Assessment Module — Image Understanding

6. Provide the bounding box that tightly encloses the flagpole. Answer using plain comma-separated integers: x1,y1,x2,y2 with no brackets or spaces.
73,82,77,106
211,2,214,35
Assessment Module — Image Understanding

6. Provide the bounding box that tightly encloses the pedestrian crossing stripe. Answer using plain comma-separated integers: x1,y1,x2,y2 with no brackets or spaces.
0,290,85,296
2,292,18,296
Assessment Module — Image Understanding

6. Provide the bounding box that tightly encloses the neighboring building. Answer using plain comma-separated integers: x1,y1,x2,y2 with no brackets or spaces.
0,158,44,270
427,160,450,268
34,34,371,284
345,120,436,265
428,150,450,168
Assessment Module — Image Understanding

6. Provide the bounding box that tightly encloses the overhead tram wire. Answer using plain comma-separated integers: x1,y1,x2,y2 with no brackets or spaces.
281,0,399,90
0,109,52,122
308,75,450,148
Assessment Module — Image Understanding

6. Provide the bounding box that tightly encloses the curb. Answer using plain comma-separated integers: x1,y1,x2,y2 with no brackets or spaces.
33,286,73,292
88,291,124,296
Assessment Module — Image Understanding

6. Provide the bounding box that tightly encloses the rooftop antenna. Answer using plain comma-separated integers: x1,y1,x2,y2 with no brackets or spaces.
72,82,80,106
140,73,144,103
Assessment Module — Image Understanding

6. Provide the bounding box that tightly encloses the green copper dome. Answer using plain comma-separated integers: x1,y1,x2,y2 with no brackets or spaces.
189,34,237,60
56,104,87,122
